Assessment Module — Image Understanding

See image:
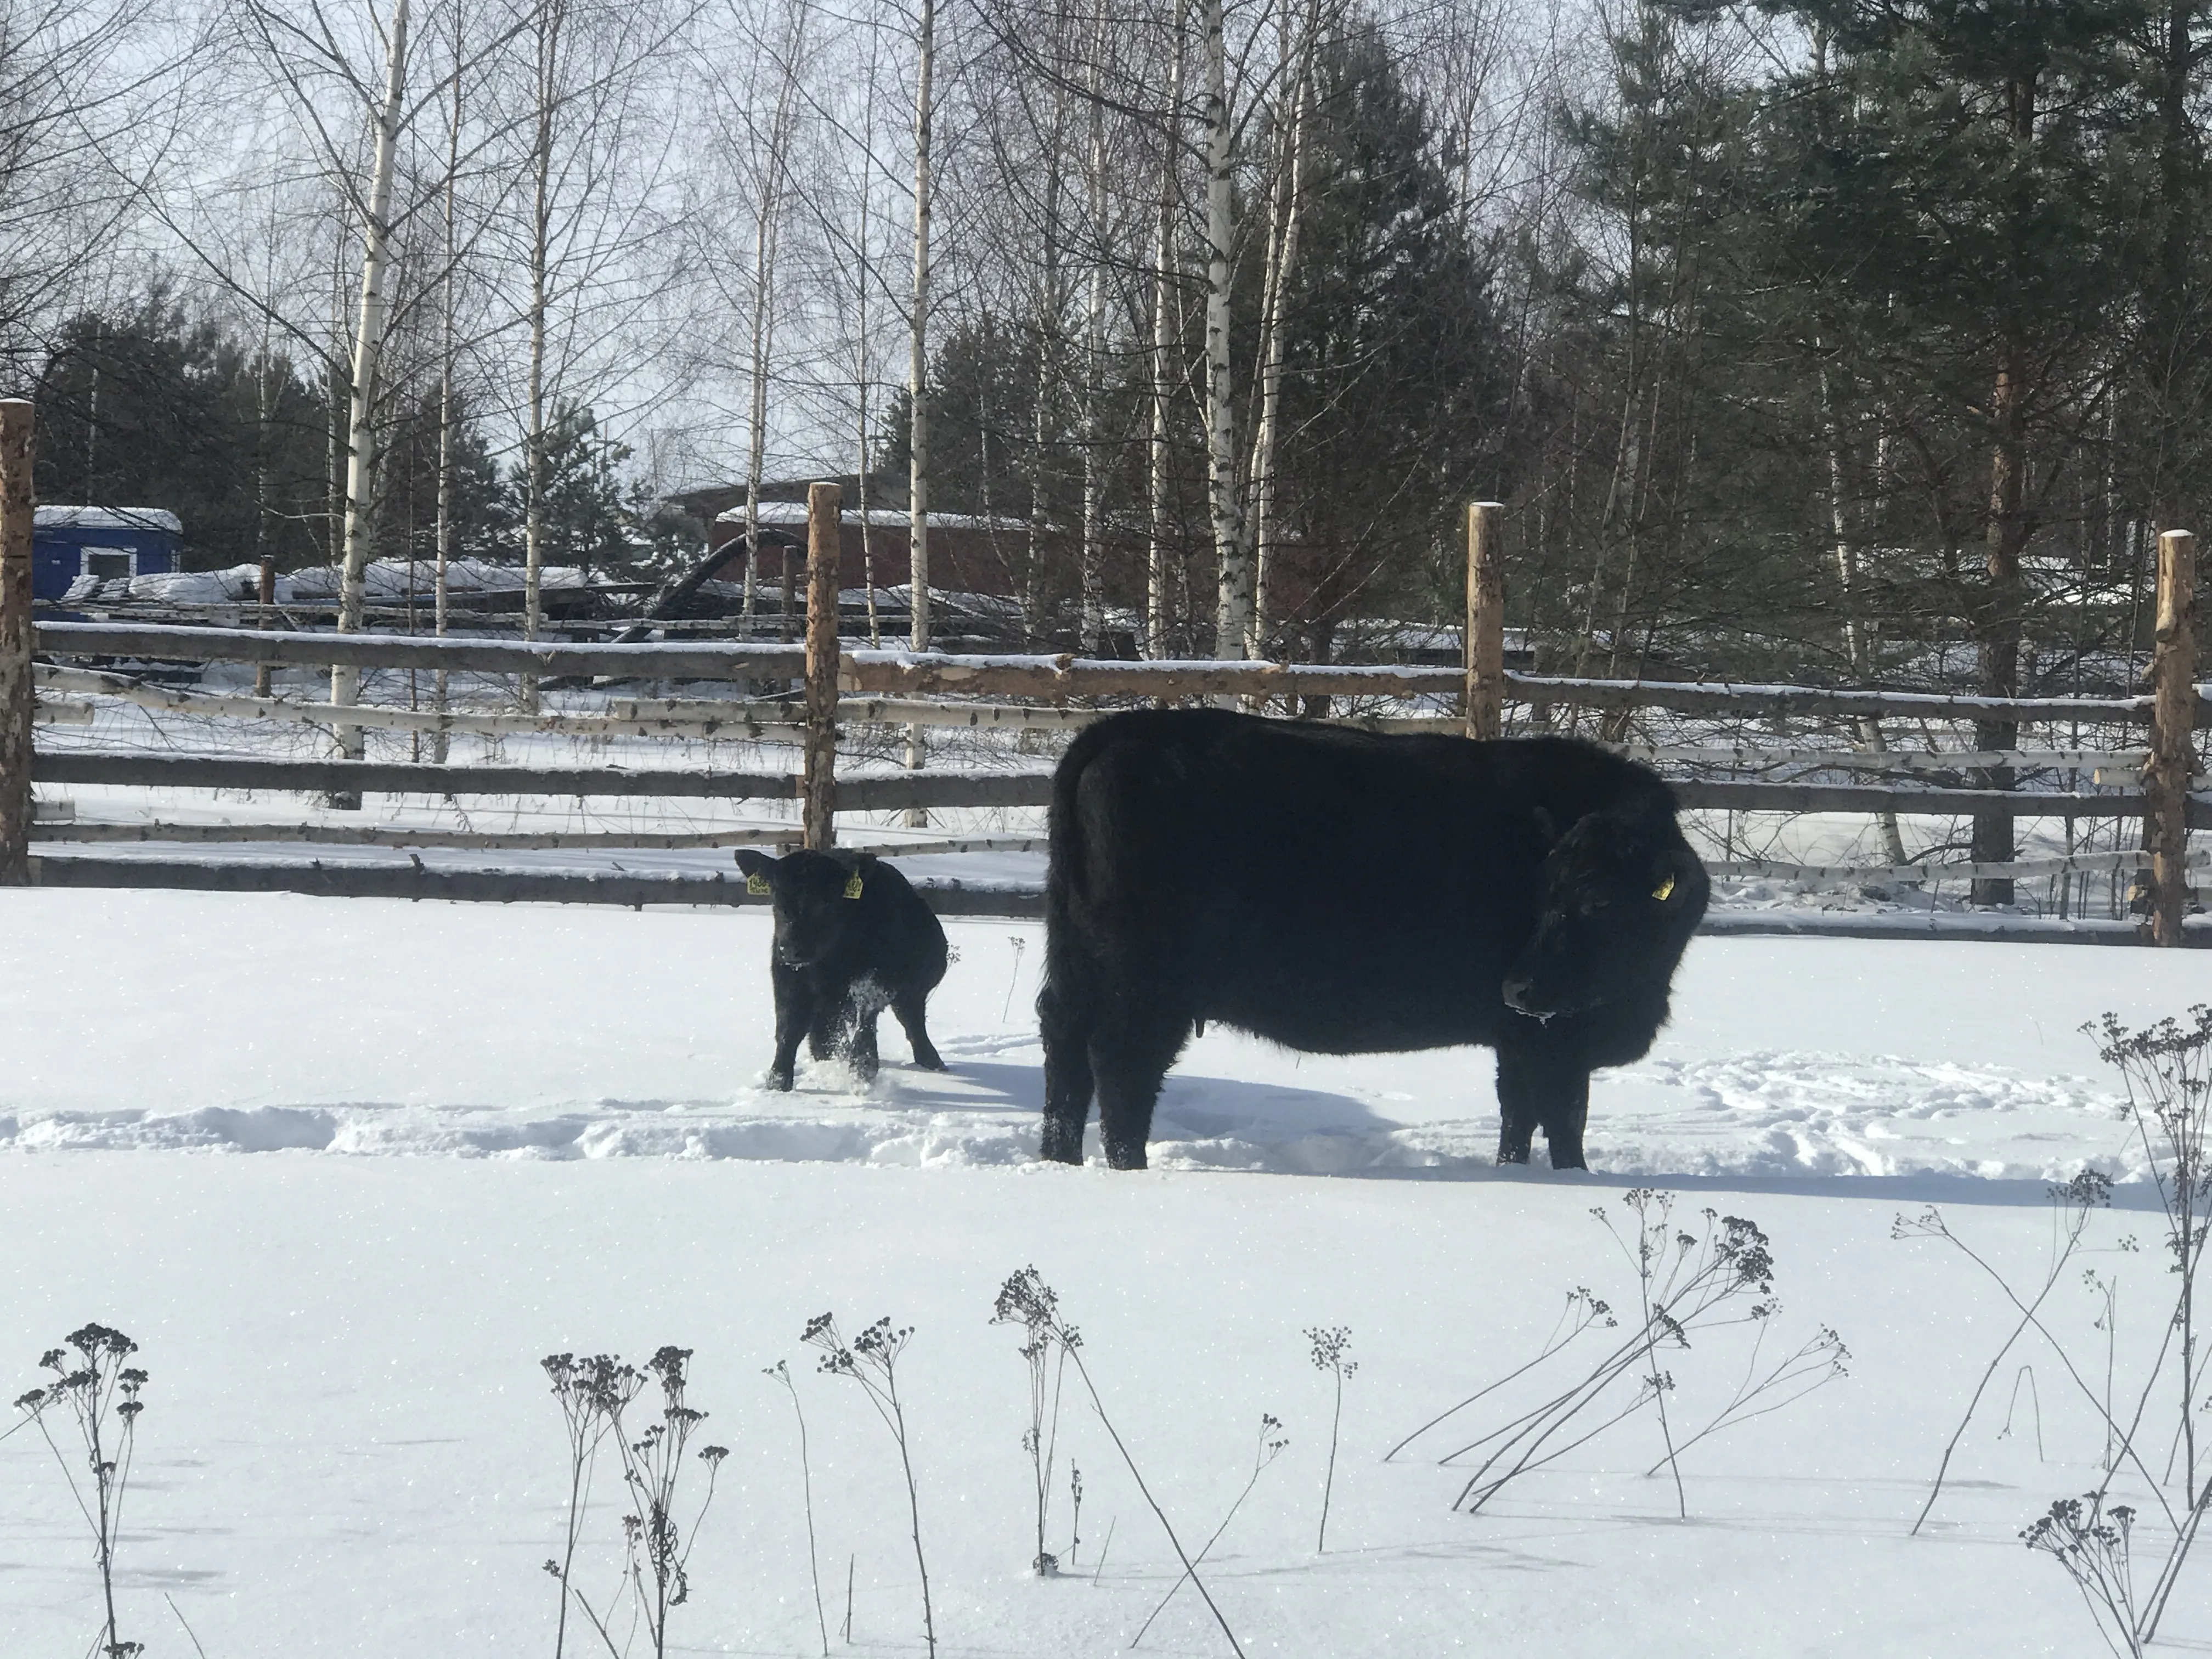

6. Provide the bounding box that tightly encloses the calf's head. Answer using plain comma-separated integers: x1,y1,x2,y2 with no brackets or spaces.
737,849,868,967
1501,810,1705,1020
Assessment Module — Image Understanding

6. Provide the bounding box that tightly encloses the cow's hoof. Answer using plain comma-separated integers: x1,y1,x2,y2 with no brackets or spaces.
1496,1147,1531,1166
914,1052,948,1072
1038,1122,1085,1164
1104,1143,1149,1171
765,1070,794,1092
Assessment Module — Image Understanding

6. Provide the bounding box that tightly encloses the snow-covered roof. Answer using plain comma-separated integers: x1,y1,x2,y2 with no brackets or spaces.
712,501,1025,532
62,558,586,606
36,506,183,533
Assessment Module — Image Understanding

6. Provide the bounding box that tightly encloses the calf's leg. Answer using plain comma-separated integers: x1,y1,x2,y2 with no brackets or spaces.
848,1009,881,1083
892,988,946,1070
767,965,815,1091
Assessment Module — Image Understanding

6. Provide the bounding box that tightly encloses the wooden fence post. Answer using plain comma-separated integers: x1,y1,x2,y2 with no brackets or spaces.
803,481,843,851
2147,527,2197,945
0,400,32,885
1464,501,1505,741
254,555,276,698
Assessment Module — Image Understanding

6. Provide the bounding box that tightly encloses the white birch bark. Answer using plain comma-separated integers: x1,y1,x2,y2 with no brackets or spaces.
1819,357,1906,865
1147,0,1187,658
906,0,936,820
743,0,807,646
1026,36,1069,648
1201,0,1248,658
329,0,411,782
433,0,460,763
1077,8,1109,656
855,46,882,646
1245,3,1315,660
520,0,560,714
909,0,935,654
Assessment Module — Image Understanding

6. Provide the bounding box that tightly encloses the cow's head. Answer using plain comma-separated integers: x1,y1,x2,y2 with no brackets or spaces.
1501,810,1705,1020
737,849,867,967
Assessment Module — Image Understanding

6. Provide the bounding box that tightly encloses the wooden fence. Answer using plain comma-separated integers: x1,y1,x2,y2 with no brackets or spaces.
0,410,2199,941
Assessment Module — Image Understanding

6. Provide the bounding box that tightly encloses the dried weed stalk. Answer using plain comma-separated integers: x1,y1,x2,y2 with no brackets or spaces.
805,1313,936,1658
15,1324,148,1659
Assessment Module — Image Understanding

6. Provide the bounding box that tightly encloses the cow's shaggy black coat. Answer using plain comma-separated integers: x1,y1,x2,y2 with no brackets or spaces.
1038,710,1709,1170
737,848,949,1089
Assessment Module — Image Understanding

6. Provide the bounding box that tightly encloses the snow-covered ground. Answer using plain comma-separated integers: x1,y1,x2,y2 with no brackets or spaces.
4,890,2211,1656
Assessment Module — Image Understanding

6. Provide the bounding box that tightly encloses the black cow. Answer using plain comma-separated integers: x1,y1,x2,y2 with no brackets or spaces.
737,848,950,1090
1037,710,1709,1170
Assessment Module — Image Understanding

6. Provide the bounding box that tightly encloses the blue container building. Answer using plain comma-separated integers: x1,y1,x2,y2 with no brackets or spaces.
33,507,182,600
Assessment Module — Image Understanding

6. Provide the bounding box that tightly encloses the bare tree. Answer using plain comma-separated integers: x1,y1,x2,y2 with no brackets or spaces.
328,0,410,777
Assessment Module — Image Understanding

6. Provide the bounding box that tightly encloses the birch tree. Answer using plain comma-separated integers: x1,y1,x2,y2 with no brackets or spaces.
908,0,938,654
328,0,410,772
1200,0,1247,657
1244,0,1320,658
1147,0,1188,657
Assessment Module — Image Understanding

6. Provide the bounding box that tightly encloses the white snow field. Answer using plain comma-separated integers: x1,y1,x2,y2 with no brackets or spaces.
3,889,2211,1656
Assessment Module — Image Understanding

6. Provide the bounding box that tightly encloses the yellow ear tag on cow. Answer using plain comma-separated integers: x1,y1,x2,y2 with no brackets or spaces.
1652,873,1677,902
843,872,865,900
746,872,772,896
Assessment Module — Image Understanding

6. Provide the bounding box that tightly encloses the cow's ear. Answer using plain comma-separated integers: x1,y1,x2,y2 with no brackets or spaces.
736,849,777,895
1651,847,1699,903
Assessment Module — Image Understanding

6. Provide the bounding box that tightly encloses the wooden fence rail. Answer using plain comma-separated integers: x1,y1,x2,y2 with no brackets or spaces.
29,751,1056,811
1,425,2196,938
30,617,2174,723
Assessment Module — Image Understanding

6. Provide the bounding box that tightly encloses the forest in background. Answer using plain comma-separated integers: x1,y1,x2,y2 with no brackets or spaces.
5,0,2210,698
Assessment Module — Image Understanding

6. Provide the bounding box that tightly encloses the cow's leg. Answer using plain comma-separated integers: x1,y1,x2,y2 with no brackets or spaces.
1539,1066,1593,1171
1091,1008,1189,1171
1493,1046,1539,1165
1037,979,1094,1165
893,989,946,1071
767,964,814,1092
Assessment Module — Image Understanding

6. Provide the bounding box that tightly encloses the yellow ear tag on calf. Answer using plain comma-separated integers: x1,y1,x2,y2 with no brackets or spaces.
1651,873,1677,902
746,872,772,896
843,872,865,900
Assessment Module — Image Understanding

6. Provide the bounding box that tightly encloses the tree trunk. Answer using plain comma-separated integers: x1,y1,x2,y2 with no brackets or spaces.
2146,0,2200,534
1972,76,2038,907
329,0,411,806
744,0,806,650
253,298,274,699
522,0,559,715
433,0,460,763
909,0,935,653
907,0,935,822
1202,0,1248,658
1078,10,1110,657
1820,358,1906,865
855,41,882,648
1147,0,1187,659
1027,12,1069,650
1245,2,1315,659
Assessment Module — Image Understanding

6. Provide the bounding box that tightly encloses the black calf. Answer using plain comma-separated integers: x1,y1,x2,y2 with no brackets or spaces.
737,849,950,1090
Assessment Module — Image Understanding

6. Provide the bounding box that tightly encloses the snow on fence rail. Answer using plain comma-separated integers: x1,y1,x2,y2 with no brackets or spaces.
1,472,2202,942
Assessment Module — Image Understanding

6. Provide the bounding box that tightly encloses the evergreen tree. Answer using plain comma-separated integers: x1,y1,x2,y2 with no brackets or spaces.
33,287,331,570
1740,0,2148,894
